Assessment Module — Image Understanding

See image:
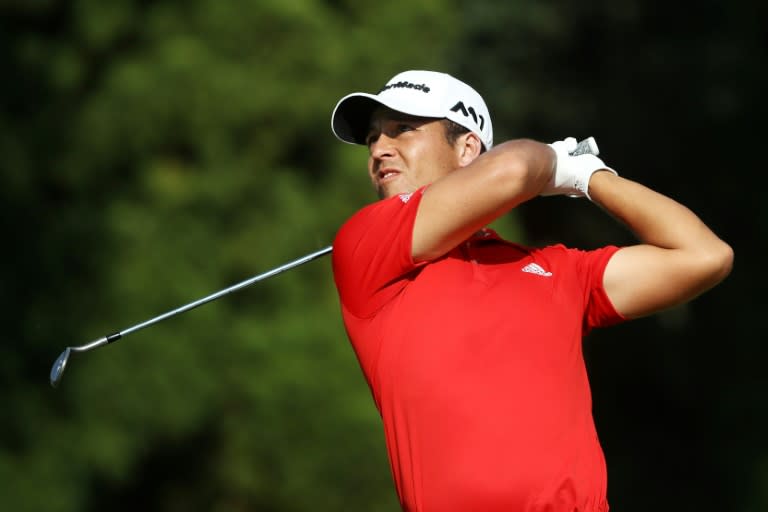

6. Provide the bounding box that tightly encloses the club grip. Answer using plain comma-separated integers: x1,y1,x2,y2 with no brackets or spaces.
570,137,599,156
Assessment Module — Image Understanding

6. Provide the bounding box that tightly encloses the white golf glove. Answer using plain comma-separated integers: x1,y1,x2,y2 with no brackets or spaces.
542,137,617,199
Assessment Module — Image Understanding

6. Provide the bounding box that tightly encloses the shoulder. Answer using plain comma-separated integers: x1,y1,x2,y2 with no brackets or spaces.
526,244,622,283
530,243,620,261
346,191,420,223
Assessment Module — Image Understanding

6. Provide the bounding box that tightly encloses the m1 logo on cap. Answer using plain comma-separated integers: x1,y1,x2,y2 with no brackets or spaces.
450,101,485,130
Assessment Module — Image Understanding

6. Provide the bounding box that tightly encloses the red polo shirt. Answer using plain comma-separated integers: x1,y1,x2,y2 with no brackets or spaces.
332,188,625,512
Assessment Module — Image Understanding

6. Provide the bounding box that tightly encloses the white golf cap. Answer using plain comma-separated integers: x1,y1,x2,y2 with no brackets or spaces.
331,70,494,150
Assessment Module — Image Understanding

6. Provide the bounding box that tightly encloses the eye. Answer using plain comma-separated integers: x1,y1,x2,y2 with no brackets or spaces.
397,123,415,133
365,132,379,147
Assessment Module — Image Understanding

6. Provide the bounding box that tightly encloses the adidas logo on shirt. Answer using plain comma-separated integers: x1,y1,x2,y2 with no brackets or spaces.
521,262,553,277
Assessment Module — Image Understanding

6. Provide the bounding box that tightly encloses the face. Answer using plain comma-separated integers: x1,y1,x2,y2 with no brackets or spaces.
365,107,463,199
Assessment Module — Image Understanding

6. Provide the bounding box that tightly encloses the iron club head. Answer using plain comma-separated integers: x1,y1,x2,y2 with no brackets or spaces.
49,336,111,388
50,347,71,388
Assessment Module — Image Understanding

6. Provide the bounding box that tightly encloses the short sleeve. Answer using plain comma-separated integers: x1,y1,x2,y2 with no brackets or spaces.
332,189,427,318
576,245,627,332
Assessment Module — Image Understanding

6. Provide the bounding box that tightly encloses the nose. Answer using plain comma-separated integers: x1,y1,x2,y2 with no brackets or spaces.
369,132,397,160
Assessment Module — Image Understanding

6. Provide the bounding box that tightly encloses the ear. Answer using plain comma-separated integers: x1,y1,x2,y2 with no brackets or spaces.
456,132,483,167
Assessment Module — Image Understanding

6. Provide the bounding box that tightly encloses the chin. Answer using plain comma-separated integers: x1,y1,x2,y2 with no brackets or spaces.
377,186,396,200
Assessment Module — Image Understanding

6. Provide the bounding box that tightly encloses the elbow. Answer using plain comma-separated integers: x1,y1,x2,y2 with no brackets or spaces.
700,240,734,288
713,240,734,283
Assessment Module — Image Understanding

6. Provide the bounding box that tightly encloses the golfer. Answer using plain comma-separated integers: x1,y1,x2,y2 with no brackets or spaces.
330,70,732,511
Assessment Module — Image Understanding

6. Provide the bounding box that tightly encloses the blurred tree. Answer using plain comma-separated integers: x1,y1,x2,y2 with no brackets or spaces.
1,0,763,511
0,1,458,511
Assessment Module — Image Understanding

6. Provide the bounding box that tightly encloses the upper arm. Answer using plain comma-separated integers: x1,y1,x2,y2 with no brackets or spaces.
602,243,733,319
412,140,552,261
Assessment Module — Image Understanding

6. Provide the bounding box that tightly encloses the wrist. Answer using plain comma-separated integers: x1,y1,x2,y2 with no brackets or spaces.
586,168,619,201
545,144,558,190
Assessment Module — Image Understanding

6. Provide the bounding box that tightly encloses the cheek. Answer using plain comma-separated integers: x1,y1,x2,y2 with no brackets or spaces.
421,146,458,180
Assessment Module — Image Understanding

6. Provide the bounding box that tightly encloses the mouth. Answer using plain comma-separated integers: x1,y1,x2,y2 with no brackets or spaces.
377,168,401,184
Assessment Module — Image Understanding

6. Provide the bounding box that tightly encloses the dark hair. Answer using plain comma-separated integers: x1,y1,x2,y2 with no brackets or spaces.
441,119,485,153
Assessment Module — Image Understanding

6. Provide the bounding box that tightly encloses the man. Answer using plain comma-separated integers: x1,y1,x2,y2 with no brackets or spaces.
329,70,732,511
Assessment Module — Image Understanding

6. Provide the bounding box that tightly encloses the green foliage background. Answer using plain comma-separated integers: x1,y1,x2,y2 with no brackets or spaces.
1,1,763,511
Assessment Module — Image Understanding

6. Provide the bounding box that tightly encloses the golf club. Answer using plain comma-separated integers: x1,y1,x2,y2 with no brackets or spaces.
50,245,333,387
571,136,599,156
49,137,599,388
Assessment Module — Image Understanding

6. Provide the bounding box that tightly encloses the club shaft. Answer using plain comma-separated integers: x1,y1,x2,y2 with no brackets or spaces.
115,245,332,340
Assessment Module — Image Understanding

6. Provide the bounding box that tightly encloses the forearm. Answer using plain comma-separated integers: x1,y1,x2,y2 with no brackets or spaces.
589,171,733,317
589,171,726,255
412,139,554,261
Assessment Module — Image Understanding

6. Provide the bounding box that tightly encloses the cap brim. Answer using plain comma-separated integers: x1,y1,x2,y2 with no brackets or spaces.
332,92,448,145
331,93,384,145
